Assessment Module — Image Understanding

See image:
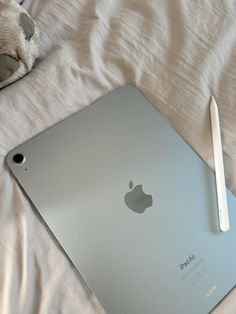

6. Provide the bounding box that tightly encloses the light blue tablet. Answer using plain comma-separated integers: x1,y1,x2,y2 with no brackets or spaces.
7,86,236,314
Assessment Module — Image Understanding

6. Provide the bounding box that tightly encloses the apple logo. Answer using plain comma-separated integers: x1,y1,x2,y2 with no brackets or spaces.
124,180,153,213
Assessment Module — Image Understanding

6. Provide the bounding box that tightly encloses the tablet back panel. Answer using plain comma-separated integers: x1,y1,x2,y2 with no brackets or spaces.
7,86,236,314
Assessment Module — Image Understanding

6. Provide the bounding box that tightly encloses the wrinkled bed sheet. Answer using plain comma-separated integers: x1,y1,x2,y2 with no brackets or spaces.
0,0,236,313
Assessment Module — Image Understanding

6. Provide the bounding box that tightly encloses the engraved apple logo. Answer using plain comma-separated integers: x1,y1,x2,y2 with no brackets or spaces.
124,180,153,213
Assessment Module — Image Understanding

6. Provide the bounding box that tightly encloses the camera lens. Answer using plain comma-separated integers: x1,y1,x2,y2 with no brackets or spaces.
13,153,25,165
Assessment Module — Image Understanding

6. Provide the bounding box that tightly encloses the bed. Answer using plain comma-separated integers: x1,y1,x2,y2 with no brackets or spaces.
0,0,236,313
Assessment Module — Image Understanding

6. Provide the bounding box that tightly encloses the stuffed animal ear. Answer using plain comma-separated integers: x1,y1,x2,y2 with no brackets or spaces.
0,1,39,89
19,12,35,41
0,54,19,82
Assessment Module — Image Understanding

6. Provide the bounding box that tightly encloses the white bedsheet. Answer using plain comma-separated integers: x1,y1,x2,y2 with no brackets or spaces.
0,0,236,313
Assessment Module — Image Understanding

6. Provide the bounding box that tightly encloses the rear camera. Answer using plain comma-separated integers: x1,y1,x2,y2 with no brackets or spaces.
13,153,25,165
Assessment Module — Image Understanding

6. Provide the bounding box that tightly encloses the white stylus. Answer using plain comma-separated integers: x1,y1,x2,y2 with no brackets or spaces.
210,96,230,232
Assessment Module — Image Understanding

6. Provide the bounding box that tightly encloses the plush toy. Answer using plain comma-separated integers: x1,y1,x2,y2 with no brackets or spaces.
0,0,39,89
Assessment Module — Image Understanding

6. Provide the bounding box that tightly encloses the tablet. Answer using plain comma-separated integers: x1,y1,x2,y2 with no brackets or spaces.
7,85,236,313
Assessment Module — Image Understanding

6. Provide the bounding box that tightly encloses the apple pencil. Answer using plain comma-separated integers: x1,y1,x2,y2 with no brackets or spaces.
210,96,230,232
